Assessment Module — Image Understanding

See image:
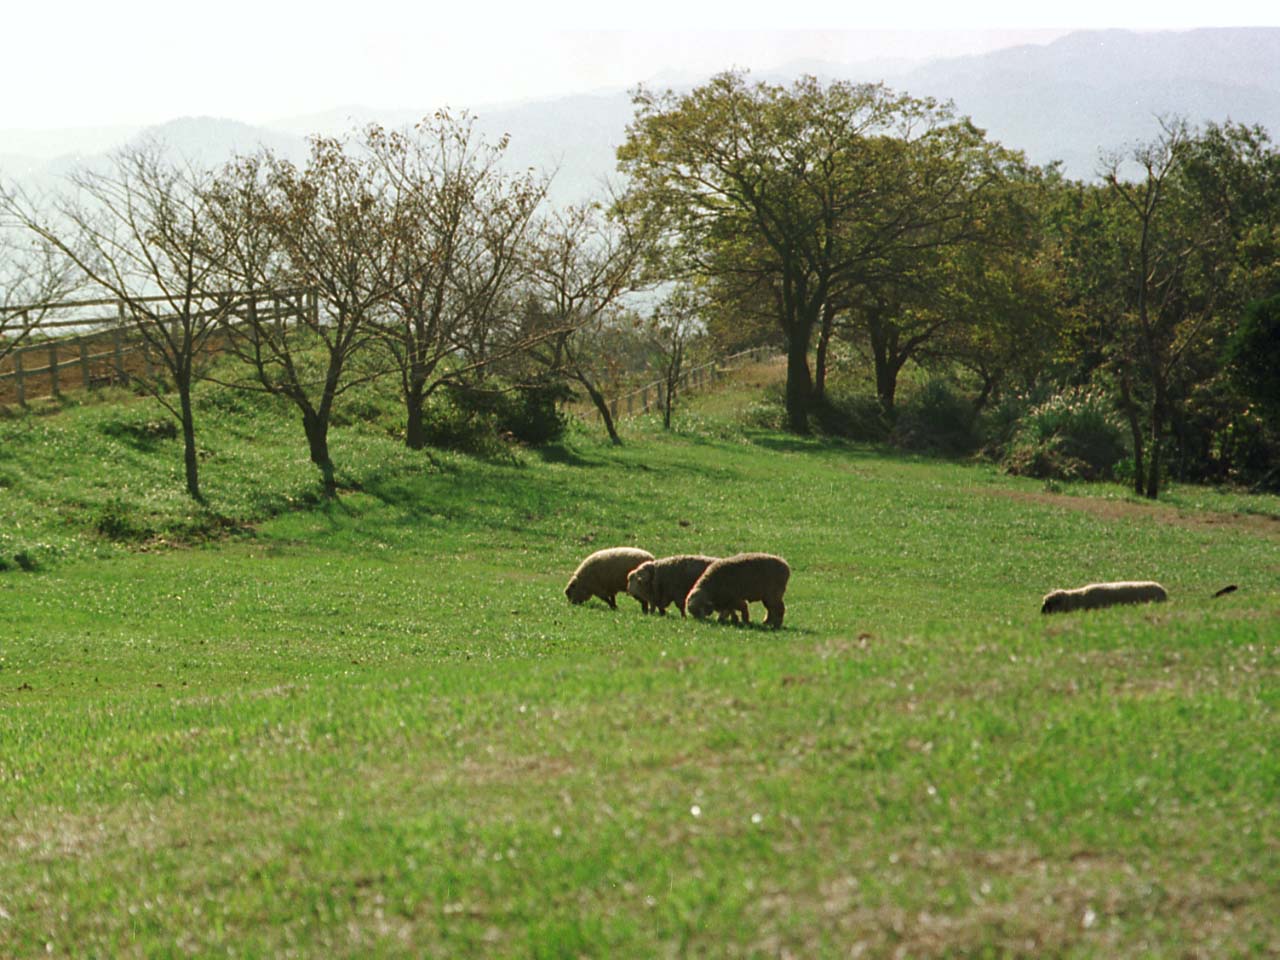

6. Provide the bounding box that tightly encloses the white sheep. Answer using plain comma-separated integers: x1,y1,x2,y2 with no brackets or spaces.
564,547,655,610
686,552,791,628
627,555,724,617
1040,580,1169,614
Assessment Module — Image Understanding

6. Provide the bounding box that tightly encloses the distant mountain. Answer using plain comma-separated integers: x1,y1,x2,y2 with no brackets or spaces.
890,28,1280,176
5,29,1280,201
126,117,308,167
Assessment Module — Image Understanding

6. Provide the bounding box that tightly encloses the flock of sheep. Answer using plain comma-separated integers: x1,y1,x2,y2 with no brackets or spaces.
563,548,1226,626
564,547,790,628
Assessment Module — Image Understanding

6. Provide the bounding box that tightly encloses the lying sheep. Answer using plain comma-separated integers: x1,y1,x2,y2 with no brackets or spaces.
565,547,655,610
686,552,790,628
1040,580,1169,614
627,554,736,617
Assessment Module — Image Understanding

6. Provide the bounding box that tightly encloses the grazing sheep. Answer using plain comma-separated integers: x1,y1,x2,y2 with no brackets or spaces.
565,547,655,610
1040,580,1169,614
686,552,791,628
627,554,734,617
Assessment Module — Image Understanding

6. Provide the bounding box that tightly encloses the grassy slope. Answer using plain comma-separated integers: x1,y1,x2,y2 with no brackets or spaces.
1,378,1279,957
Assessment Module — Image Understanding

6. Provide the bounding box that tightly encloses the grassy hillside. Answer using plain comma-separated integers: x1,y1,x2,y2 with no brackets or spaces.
2,379,1278,957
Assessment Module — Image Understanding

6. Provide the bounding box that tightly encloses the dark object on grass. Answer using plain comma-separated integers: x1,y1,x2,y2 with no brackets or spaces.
1212,584,1239,598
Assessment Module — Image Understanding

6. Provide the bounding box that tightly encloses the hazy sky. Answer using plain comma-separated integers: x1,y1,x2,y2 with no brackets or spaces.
3,0,1276,132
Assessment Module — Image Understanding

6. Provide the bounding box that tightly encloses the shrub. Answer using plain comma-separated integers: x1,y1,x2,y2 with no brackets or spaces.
891,379,981,457
97,414,178,449
1004,386,1129,482
95,497,154,542
811,386,891,442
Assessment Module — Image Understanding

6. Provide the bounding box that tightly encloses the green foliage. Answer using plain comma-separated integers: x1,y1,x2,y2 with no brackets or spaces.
1004,385,1131,481
419,378,570,455
890,378,982,457
810,385,893,442
1227,294,1280,419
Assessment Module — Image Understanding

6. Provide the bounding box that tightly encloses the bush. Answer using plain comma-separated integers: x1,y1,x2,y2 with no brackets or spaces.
891,379,981,457
97,414,178,450
811,386,892,442
421,378,571,454
1004,386,1129,482
95,497,154,542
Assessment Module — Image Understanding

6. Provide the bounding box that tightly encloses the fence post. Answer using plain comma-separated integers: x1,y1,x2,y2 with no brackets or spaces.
114,302,127,382
48,342,60,397
14,348,25,406
642,387,649,412
626,394,634,416
79,339,90,389
657,383,665,411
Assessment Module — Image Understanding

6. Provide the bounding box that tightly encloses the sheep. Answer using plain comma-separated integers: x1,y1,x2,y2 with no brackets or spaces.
1040,580,1169,614
627,554,732,617
686,552,790,628
564,547,655,610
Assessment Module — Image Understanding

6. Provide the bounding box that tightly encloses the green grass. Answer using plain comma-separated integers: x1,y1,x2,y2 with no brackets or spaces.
1,380,1279,957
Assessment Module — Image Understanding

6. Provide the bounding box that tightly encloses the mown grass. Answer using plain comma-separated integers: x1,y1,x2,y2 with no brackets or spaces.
1,376,1278,957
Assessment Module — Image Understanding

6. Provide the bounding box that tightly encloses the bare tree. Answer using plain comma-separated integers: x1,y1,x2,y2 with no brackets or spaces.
203,140,394,497
645,284,703,429
0,221,82,369
3,143,234,500
525,203,644,445
365,114,549,449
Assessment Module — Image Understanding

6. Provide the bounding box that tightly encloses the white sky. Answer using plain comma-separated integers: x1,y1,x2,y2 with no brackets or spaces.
3,0,1277,132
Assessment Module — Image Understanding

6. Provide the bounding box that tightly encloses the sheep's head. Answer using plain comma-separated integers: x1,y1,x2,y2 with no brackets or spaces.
686,587,714,620
1040,591,1066,614
627,562,655,601
565,578,590,604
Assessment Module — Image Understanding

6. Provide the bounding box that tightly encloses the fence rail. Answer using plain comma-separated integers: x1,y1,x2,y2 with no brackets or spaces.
0,289,313,407
585,346,780,423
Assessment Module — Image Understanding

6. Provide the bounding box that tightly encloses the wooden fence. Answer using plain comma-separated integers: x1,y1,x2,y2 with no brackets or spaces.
588,346,779,422
0,289,314,407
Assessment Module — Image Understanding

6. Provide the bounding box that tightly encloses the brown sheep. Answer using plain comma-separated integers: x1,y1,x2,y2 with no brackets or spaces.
627,554,746,618
565,547,655,610
686,552,790,628
1040,580,1168,614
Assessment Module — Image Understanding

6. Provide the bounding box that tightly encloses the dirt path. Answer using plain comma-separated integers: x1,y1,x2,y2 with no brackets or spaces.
989,487,1280,541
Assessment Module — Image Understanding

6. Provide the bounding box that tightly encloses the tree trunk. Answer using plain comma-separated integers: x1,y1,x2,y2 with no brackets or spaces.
404,378,427,450
178,381,202,502
302,409,336,497
1145,391,1166,500
784,328,812,434
663,374,676,429
813,303,836,405
867,312,904,417
1117,368,1144,495
580,375,622,446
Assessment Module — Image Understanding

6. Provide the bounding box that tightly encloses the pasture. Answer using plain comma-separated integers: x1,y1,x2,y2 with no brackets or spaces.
1,382,1278,957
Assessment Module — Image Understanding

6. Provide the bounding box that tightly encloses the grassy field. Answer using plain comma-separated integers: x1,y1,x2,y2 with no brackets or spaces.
2,373,1279,957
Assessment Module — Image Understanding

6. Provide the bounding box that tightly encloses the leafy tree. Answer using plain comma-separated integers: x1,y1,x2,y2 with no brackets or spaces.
1227,294,1280,420
1099,118,1280,497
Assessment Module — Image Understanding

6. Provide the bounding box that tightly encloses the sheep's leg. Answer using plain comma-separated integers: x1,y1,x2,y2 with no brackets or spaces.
604,593,617,610
764,598,785,629
739,602,750,624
